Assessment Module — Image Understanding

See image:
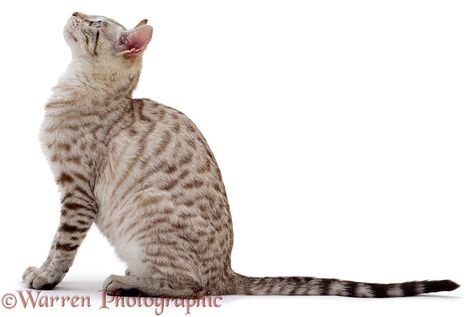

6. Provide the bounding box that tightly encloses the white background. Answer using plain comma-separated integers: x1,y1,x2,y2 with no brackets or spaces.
0,0,472,316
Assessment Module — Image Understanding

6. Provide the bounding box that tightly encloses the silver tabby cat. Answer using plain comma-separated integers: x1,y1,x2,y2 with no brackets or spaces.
22,12,459,297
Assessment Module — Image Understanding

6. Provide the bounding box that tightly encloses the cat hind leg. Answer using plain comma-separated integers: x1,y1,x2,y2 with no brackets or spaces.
103,274,202,298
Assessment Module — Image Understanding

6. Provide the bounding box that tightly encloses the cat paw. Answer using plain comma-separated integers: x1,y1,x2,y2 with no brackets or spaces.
22,266,58,290
103,274,142,296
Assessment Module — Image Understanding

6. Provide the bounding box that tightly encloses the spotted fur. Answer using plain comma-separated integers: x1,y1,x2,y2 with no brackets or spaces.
22,12,459,298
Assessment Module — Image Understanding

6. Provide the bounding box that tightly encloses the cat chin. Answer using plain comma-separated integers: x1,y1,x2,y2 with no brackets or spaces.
65,31,78,43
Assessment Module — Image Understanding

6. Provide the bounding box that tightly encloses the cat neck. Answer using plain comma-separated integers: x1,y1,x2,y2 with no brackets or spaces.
48,59,141,109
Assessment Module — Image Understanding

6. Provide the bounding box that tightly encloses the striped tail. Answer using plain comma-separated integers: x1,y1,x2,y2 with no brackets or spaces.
230,274,459,297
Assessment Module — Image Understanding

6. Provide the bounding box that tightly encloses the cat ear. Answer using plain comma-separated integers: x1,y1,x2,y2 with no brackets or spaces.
135,19,148,28
116,24,153,58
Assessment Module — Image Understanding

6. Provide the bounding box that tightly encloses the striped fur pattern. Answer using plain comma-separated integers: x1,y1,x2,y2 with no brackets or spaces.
22,13,459,298
233,275,459,297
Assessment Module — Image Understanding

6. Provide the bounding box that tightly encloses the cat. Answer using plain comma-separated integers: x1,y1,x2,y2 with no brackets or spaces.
22,12,459,298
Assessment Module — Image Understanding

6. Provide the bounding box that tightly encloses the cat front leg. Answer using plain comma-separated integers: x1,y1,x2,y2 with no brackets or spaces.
23,172,98,289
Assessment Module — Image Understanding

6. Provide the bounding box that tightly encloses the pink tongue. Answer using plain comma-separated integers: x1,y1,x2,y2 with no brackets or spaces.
120,25,153,52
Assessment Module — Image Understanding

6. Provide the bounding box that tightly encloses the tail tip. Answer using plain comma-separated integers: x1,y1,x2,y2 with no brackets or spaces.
425,279,460,293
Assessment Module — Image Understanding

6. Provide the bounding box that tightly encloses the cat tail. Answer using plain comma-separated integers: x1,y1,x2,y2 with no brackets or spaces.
228,273,459,297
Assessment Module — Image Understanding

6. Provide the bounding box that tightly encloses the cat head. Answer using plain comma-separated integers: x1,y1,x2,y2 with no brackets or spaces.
64,12,153,67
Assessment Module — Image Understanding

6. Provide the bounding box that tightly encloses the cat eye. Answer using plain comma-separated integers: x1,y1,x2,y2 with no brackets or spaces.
89,20,103,28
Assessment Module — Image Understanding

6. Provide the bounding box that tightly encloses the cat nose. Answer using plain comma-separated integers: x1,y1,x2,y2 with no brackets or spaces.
72,12,87,20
